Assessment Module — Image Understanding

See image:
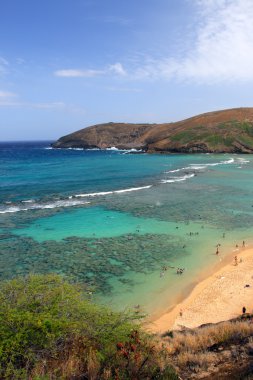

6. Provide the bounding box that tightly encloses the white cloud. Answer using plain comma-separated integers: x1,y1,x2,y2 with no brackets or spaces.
54,69,105,77
55,1,253,84
54,62,127,78
133,0,253,83
109,62,127,76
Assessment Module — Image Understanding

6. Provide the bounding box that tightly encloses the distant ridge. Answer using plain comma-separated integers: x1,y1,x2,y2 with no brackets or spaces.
52,107,253,153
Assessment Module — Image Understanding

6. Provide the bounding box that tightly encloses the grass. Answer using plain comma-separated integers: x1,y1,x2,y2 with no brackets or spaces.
164,320,253,374
167,320,253,353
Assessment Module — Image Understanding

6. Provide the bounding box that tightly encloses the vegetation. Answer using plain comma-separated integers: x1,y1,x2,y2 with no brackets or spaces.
170,119,253,152
1,273,253,379
169,120,253,151
205,134,235,147
170,130,197,144
0,274,177,380
237,134,253,147
163,320,253,378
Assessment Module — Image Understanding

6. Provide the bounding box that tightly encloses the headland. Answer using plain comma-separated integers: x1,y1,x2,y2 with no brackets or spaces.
52,107,253,153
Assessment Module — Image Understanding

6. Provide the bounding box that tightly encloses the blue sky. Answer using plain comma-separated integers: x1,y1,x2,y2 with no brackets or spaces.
1,0,253,140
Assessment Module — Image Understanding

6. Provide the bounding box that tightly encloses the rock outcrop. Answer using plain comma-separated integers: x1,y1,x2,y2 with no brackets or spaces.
52,107,253,153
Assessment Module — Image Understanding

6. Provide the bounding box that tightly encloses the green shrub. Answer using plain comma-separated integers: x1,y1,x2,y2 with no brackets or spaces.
239,122,253,136
237,135,253,147
0,274,178,379
170,131,195,143
205,134,224,146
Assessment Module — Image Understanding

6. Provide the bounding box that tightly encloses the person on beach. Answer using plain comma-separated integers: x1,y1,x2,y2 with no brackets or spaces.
243,240,245,248
216,247,219,255
179,309,183,317
234,255,238,266
242,306,246,314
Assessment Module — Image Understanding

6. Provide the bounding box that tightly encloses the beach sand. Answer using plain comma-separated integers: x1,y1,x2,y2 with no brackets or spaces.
150,246,253,333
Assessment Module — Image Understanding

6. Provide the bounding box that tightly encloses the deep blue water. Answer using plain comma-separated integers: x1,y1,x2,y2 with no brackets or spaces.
0,141,178,204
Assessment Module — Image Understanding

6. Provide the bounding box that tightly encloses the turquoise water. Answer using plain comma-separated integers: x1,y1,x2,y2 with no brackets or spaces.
1,142,253,317
14,207,177,241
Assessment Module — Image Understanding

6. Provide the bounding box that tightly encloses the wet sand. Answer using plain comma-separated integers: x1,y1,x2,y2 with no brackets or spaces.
150,246,253,333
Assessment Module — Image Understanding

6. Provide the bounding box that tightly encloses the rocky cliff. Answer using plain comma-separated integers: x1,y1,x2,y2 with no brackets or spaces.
52,107,253,153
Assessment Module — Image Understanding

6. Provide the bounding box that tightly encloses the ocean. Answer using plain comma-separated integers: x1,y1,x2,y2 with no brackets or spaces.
1,141,253,319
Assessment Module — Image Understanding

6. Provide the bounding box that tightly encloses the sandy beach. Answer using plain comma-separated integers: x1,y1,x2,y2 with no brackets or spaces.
150,246,253,333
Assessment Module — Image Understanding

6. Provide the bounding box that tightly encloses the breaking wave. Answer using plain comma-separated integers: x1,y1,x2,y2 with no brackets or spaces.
161,174,195,184
74,185,152,198
0,186,152,214
0,199,90,214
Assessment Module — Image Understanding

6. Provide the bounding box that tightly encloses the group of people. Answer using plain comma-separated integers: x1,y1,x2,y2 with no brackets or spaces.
187,232,199,236
215,243,221,255
176,267,185,275
216,240,246,257
234,241,246,265
159,265,185,277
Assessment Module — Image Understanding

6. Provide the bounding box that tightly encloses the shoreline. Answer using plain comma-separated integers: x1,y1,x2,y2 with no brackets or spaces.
148,245,253,333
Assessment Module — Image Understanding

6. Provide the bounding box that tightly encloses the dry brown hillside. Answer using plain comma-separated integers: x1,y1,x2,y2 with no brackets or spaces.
52,107,253,153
